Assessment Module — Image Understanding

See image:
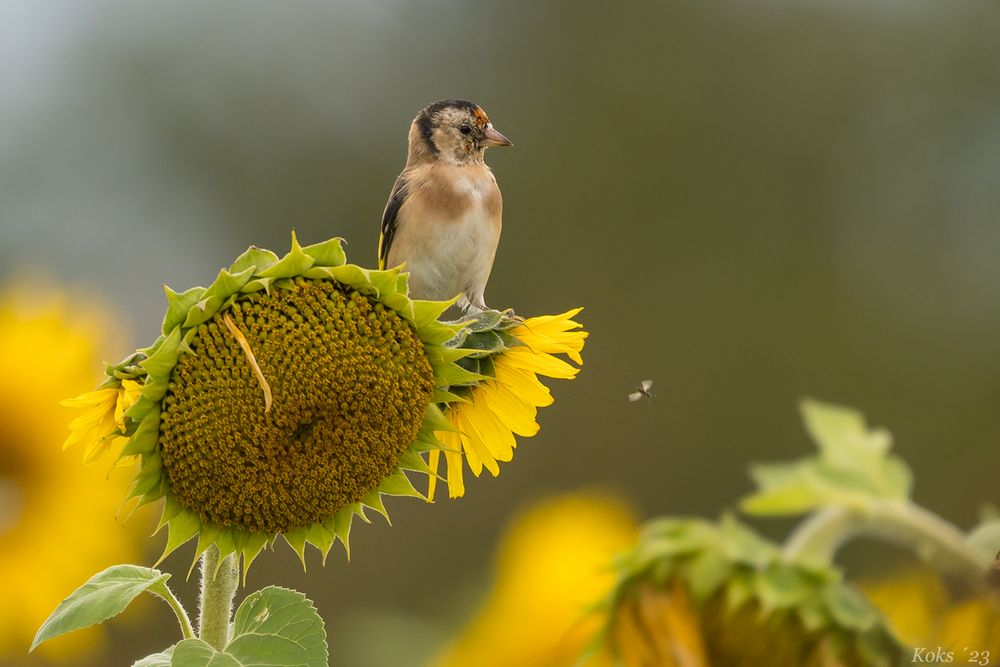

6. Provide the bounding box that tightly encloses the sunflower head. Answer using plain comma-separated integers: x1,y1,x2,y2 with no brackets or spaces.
605,516,903,667
63,234,477,576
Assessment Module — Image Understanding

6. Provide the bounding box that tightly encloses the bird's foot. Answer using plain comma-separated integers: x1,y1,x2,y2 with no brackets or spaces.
500,307,525,323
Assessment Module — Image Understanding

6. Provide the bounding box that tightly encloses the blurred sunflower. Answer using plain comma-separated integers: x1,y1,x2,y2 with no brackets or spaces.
605,517,904,667
62,235,586,575
0,280,141,662
429,308,586,500
863,568,1000,657
430,492,637,667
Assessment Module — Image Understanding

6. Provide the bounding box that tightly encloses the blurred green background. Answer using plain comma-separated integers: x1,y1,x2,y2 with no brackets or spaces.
2,0,999,665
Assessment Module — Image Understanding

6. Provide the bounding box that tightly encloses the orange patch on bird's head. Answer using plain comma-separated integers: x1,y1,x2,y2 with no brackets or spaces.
473,107,490,128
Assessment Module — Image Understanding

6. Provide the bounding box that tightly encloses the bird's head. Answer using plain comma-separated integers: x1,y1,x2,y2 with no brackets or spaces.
408,99,512,165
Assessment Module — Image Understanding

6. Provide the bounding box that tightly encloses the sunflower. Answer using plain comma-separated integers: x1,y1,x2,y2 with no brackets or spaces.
430,492,637,667
428,308,586,500
605,517,904,667
0,281,142,661
62,234,583,577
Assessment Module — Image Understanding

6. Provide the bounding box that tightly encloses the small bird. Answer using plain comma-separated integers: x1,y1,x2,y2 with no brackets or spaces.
378,99,513,312
628,380,654,402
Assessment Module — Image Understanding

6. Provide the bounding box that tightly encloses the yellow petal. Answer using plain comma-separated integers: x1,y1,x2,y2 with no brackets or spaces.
482,382,540,437
460,403,506,475
504,347,580,380
60,388,117,409
514,329,587,364
494,362,554,408
427,449,441,501
455,409,497,477
469,394,516,462
443,447,465,499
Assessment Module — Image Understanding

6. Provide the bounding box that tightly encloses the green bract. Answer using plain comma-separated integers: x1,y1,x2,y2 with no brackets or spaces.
103,233,476,576
606,516,903,666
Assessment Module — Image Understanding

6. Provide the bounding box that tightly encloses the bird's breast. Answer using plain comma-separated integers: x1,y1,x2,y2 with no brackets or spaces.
389,165,502,301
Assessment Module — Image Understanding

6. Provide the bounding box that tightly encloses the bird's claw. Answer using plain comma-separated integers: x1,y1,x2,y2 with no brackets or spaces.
500,308,525,323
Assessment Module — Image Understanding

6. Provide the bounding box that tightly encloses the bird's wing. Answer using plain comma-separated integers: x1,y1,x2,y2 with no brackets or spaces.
378,174,408,270
640,379,654,392
628,392,643,402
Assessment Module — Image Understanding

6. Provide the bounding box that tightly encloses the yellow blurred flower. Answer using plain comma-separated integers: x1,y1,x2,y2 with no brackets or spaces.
604,517,903,666
612,581,709,667
429,309,587,500
0,280,142,663
430,492,637,667
864,568,1000,656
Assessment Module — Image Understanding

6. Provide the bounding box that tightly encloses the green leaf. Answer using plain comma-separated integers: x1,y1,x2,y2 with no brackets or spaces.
227,634,308,665
822,584,878,631
182,267,255,328
966,517,1000,558
258,232,315,279
170,639,240,667
230,246,280,275
679,548,732,603
133,648,175,667
718,514,778,566
162,286,207,335
464,308,504,332
460,330,506,354
302,237,347,267
32,565,171,652
411,298,456,329
378,470,423,498
120,405,161,458
801,398,895,479
753,563,811,613
232,586,328,667
741,463,823,516
170,634,309,667
742,400,914,516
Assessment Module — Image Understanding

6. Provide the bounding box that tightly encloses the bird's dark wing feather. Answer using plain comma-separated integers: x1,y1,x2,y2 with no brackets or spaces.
378,174,408,270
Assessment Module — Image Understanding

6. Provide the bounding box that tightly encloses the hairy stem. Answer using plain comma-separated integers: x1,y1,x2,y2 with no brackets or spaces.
198,546,239,649
782,502,992,587
151,581,195,641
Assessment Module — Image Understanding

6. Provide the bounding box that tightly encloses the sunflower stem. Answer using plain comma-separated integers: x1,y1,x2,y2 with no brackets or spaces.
782,501,992,588
198,546,239,650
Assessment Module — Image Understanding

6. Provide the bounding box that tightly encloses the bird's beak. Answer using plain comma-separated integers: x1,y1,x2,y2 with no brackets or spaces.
481,125,513,148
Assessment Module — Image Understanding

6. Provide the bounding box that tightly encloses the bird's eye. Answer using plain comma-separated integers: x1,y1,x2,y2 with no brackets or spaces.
459,124,472,135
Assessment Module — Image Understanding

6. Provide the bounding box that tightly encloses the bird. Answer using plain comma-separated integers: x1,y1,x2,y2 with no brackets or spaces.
628,379,654,402
377,99,513,312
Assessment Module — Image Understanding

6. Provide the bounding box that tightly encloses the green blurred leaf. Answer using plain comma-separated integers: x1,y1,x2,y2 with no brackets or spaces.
680,548,732,603
718,514,777,566
742,463,823,515
822,584,878,631
753,563,811,613
966,517,1000,558
32,565,172,651
741,399,913,516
